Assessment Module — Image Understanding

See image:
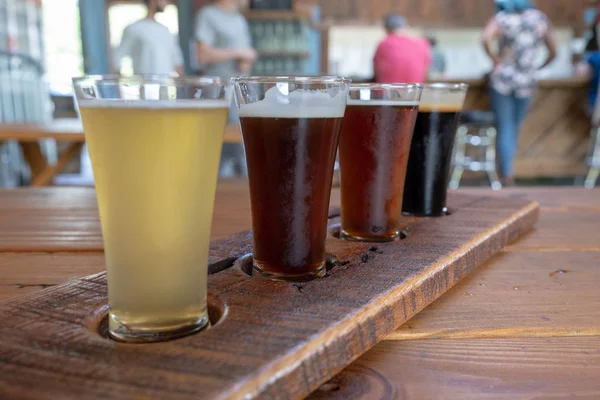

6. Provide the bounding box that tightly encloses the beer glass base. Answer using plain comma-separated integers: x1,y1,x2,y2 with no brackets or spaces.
108,312,209,343
340,230,400,243
252,262,326,282
402,208,447,218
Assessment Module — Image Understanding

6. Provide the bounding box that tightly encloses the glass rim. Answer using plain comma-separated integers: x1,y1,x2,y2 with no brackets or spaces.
421,82,469,92
72,75,227,86
348,83,422,91
231,76,351,85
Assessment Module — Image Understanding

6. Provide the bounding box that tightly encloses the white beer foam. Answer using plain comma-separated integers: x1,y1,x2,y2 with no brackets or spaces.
420,88,467,111
239,86,346,119
347,100,419,107
77,99,230,109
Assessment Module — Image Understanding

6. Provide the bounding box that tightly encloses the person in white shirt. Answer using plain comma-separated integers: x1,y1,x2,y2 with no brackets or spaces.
115,0,184,76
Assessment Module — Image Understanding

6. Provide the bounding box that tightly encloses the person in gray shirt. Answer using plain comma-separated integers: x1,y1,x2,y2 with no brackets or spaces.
195,0,257,80
195,0,256,176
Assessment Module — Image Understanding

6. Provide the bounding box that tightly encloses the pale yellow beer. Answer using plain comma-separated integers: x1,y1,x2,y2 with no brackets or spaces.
78,100,228,340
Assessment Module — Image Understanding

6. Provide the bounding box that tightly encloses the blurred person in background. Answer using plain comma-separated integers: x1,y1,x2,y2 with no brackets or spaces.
586,53,600,116
482,0,557,186
114,0,184,76
195,0,256,85
578,24,600,118
373,13,432,83
594,0,600,49
582,1,600,121
195,0,256,176
583,0,599,53
427,36,447,78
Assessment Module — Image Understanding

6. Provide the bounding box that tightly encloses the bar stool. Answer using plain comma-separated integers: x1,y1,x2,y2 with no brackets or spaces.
450,110,502,191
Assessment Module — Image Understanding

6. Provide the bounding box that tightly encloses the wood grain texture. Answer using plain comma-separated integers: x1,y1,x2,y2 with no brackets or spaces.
0,187,594,399
6,250,599,342
0,194,537,400
316,337,600,400
460,187,600,210
390,250,600,340
0,181,254,252
310,0,589,27
1,189,594,336
323,187,600,400
0,188,102,251
0,186,588,302
459,188,600,251
505,208,600,250
0,181,333,252
0,252,106,301
244,10,314,21
0,286,47,302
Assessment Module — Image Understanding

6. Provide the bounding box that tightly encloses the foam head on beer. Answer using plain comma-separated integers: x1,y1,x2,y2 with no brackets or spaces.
347,99,420,107
346,86,420,107
419,84,467,112
239,86,347,118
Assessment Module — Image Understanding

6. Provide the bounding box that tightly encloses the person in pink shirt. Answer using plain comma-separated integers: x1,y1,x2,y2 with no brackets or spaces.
374,14,432,83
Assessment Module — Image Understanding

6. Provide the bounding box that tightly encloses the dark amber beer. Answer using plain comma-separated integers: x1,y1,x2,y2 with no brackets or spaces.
403,84,468,217
234,77,349,281
339,84,421,242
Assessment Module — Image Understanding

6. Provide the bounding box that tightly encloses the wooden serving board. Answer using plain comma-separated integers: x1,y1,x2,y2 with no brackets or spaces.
0,194,538,400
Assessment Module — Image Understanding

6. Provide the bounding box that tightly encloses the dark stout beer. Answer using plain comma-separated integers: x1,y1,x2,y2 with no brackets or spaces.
402,105,463,216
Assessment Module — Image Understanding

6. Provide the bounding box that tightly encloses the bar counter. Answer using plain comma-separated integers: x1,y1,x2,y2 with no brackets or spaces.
446,76,592,179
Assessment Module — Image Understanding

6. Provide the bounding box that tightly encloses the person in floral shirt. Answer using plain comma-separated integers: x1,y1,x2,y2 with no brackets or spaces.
482,0,557,186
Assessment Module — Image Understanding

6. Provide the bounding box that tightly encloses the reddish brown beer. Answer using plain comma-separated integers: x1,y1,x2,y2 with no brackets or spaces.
339,95,420,242
240,116,342,278
234,77,350,281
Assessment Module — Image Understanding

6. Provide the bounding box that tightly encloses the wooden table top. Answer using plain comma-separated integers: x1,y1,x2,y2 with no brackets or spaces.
0,119,86,142
0,182,599,399
0,120,243,144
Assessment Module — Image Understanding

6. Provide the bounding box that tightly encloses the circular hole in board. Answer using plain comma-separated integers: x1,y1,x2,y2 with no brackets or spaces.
87,294,228,342
235,253,254,277
328,224,409,241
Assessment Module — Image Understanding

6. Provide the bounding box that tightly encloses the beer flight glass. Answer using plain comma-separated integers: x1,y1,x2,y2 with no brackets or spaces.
403,83,468,217
339,83,422,242
232,76,350,282
74,76,230,342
